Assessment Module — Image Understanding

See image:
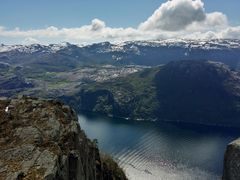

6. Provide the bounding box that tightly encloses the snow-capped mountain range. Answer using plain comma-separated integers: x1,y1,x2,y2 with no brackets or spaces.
0,42,71,53
0,39,240,69
1,39,240,53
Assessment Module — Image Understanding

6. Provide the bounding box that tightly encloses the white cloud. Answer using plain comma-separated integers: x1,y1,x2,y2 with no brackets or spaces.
139,0,229,33
0,0,239,44
0,19,144,44
22,37,39,44
139,0,206,31
218,26,240,39
205,12,228,27
91,19,106,31
187,12,228,31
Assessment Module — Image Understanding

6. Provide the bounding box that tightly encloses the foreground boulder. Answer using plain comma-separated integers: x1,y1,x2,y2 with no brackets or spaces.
223,138,240,180
0,96,127,180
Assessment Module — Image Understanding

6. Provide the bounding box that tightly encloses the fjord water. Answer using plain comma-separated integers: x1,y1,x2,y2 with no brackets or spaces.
78,114,239,180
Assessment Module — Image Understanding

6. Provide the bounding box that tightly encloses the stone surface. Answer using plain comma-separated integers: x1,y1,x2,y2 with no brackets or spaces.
0,96,127,180
223,138,240,180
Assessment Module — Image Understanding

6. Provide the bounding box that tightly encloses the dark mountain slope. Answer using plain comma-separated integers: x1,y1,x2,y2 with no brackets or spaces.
154,61,240,123
61,60,240,126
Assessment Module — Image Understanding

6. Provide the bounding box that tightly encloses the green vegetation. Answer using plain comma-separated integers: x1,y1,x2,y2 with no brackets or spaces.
73,66,161,120
62,61,240,126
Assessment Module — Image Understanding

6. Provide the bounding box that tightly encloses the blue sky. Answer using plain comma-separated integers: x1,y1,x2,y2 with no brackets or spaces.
0,0,240,44
0,0,239,29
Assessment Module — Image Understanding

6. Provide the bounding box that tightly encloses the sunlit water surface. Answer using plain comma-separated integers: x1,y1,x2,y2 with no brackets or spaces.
78,114,240,180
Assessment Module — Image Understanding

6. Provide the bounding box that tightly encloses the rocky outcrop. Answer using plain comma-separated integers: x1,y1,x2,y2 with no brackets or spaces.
223,138,240,180
0,96,127,180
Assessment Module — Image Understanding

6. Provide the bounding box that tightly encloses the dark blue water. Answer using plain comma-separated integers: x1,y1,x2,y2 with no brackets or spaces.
78,114,240,180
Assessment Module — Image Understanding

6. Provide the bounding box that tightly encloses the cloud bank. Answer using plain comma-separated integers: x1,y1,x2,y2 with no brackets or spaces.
139,0,206,31
0,0,239,44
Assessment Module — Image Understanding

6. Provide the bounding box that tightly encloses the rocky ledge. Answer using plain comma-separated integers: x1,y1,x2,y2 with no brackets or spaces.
223,138,240,180
0,96,127,180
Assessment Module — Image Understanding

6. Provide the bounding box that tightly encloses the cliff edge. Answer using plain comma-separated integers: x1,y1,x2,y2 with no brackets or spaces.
0,96,127,180
223,138,240,180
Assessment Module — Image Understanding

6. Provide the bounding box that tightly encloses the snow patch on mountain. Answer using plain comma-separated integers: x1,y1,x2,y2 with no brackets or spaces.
0,39,239,55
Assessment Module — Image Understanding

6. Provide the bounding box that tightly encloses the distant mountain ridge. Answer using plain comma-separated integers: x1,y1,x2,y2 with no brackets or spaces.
1,39,240,69
1,39,240,53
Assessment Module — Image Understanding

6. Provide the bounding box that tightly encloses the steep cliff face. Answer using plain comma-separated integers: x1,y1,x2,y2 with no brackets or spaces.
223,138,240,180
0,96,127,180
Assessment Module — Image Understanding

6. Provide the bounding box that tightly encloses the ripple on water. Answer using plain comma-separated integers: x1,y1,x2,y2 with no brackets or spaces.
78,115,237,180
111,129,220,180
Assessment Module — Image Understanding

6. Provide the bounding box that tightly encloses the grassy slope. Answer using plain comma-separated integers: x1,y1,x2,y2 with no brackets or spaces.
65,61,240,126
79,67,161,119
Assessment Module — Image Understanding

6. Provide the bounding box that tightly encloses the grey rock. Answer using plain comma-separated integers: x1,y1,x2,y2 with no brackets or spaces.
0,96,127,180
0,144,35,161
36,150,58,179
14,126,43,145
223,138,240,180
